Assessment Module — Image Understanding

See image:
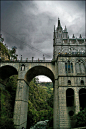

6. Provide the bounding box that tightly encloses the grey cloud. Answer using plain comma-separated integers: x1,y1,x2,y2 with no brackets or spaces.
1,1,85,60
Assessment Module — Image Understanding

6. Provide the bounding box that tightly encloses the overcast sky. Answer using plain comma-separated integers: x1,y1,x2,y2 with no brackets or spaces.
1,1,86,82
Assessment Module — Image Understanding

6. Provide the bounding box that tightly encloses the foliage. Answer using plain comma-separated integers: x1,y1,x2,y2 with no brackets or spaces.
74,109,86,127
0,42,10,58
0,116,16,129
6,75,18,115
1,75,53,129
27,80,53,129
38,82,53,94
9,49,17,60
0,89,16,129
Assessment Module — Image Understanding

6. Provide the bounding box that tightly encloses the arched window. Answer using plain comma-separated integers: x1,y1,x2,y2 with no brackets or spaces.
81,80,84,85
68,61,70,73
79,88,86,111
68,80,71,85
21,64,25,71
76,60,85,74
65,63,67,73
65,61,73,73
80,62,85,73
71,63,73,73
66,88,74,107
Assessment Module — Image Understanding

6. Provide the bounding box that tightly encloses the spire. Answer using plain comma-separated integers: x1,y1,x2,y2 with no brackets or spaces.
57,18,62,31
58,17,60,27
64,26,67,31
72,34,75,38
54,25,55,32
79,34,82,38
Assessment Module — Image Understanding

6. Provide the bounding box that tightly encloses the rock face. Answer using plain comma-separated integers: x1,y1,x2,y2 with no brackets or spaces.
30,120,49,129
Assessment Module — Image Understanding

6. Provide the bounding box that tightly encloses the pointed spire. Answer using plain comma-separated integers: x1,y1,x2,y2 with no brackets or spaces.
58,17,60,27
72,34,75,38
79,34,82,38
54,25,55,32
64,26,67,31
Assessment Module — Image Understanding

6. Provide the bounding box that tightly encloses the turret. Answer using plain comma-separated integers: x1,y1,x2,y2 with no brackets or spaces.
79,34,82,38
72,34,75,38
63,25,68,39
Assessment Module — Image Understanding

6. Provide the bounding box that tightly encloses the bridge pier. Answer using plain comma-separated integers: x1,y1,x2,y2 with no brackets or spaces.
13,79,29,129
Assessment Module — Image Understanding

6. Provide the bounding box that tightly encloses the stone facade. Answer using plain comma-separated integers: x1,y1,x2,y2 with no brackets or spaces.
53,18,86,129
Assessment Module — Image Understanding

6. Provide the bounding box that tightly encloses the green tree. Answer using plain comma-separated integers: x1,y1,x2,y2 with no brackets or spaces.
74,109,86,127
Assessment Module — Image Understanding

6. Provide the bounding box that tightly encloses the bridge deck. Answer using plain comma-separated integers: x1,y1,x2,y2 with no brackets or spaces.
0,60,52,63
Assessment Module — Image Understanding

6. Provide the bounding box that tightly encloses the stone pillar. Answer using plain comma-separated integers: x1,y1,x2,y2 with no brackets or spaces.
53,62,59,129
53,80,59,129
74,88,80,114
13,79,29,129
59,87,70,128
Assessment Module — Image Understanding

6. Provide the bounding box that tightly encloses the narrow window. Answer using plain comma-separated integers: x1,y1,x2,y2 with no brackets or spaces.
81,80,84,85
65,63,67,73
80,63,85,73
68,80,71,85
21,64,25,71
79,88,86,110
76,62,80,73
66,88,74,107
71,63,73,73
68,61,70,73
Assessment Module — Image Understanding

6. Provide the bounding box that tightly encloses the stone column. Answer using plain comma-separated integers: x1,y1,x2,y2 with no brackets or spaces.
13,79,29,129
53,62,59,129
74,88,80,114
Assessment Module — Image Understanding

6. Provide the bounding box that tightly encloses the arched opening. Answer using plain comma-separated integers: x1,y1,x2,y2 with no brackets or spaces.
25,66,55,84
24,66,55,129
68,61,70,73
71,63,73,73
81,80,84,85
79,88,86,111
66,88,74,107
21,64,25,71
69,110,74,116
0,65,18,81
68,80,71,85
0,65,18,128
65,61,73,74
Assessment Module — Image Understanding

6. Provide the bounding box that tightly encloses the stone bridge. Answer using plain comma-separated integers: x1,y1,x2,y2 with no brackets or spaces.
0,60,59,129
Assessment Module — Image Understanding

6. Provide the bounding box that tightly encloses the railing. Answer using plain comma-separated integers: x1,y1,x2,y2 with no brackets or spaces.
0,60,52,63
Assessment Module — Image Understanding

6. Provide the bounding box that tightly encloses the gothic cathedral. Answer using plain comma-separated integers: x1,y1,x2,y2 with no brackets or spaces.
53,18,86,128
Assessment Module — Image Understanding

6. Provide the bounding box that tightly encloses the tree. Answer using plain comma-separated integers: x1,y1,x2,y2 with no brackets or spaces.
74,109,86,127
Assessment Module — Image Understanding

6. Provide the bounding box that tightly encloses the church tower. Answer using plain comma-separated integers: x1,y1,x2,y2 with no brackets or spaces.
53,18,86,128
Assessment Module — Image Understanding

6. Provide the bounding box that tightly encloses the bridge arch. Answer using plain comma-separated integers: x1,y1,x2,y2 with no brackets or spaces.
24,65,55,84
0,65,18,80
13,65,55,129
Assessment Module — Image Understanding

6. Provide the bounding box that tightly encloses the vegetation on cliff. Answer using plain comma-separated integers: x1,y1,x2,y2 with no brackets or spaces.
0,76,53,129
0,42,10,58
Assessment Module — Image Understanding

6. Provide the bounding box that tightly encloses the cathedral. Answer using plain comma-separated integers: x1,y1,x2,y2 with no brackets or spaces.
53,18,86,128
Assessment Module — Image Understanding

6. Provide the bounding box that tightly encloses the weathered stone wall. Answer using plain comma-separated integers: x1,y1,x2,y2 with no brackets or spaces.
58,56,86,128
